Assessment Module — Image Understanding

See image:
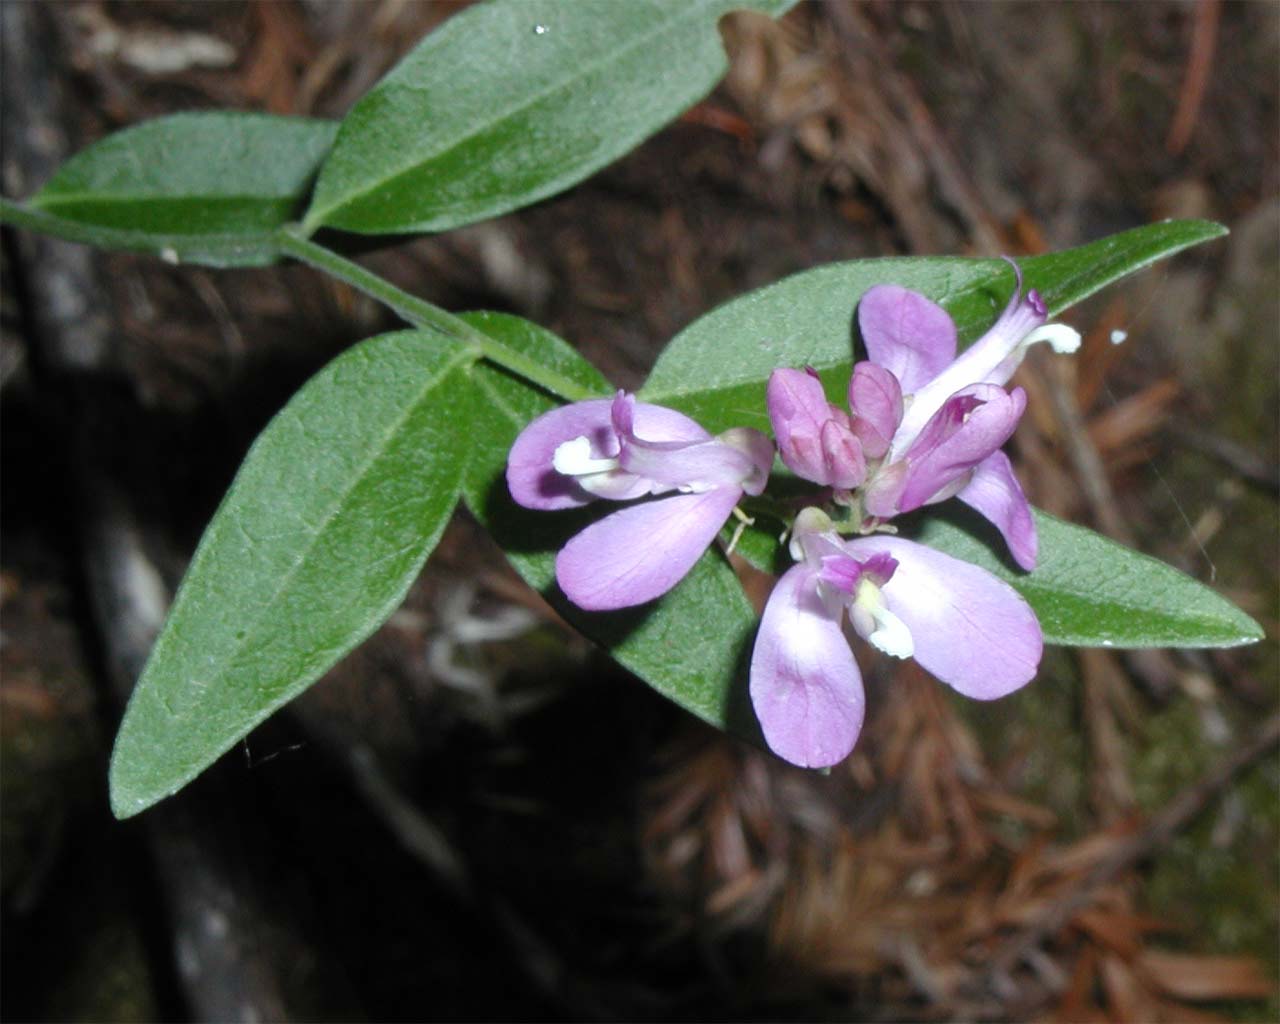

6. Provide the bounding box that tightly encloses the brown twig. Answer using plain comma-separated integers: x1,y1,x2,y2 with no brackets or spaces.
978,710,1280,987
1166,0,1221,156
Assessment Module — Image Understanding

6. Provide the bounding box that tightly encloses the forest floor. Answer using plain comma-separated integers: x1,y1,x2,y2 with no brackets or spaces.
2,2,1277,1021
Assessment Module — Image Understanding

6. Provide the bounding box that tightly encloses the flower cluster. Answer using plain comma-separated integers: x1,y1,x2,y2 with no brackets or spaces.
506,268,1079,768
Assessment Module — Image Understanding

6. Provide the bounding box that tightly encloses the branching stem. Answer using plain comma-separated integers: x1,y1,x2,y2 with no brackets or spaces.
282,228,600,403
0,198,598,402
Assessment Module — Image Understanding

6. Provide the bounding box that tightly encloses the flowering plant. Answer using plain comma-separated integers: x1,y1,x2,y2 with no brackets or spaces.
507,268,1073,767
748,268,1070,767
0,0,1260,816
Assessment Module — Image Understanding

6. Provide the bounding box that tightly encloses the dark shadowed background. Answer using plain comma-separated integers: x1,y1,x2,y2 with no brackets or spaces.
2,1,1277,1021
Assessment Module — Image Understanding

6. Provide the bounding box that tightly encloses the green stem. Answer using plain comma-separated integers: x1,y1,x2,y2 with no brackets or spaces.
275,226,597,402
0,199,596,402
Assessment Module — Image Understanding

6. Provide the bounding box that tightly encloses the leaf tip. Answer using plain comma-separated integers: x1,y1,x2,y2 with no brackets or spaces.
1175,217,1230,241
108,749,148,820
107,767,152,821
108,714,174,820
108,789,148,821
1235,612,1266,646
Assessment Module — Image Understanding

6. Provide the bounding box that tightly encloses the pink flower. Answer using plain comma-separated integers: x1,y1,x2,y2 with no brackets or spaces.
749,509,1043,768
507,392,773,610
765,363,904,490
766,263,1079,570
857,265,1079,569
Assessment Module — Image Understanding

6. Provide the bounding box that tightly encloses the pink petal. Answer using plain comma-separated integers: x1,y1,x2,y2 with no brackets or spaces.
862,459,909,519
506,399,618,510
847,361,903,459
620,396,714,445
507,397,709,510
613,392,713,447
897,385,1026,512
964,282,1048,386
890,283,1045,453
555,487,740,610
717,427,776,497
820,420,866,489
750,564,865,768
619,435,762,492
958,451,1038,571
857,285,957,393
767,368,853,486
845,536,1042,700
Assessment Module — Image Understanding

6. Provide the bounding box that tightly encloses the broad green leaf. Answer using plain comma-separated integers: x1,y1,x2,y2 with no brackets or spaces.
304,0,796,234
641,220,1227,432
459,313,761,737
912,506,1264,648
110,331,476,817
21,113,337,266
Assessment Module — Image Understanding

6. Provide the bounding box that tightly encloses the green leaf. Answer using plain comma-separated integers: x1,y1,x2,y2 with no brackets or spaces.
304,0,796,234
912,506,1264,648
110,331,476,818
21,113,337,266
459,312,760,737
641,220,1227,432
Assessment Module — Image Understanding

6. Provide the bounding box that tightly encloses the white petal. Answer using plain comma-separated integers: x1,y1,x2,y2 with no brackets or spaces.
867,606,914,659
553,435,619,475
1023,322,1081,354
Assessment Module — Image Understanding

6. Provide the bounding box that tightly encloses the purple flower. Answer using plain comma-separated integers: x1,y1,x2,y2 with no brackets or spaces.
860,381,1027,527
765,365,901,489
766,368,864,489
749,508,1043,768
507,391,773,611
856,266,1079,569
